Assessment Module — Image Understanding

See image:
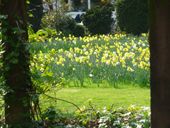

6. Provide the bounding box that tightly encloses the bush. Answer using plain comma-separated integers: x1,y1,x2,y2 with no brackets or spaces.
73,24,87,37
116,0,149,35
56,15,88,37
41,10,87,37
41,11,57,29
83,4,114,35
41,12,77,36
56,15,76,36
41,2,67,29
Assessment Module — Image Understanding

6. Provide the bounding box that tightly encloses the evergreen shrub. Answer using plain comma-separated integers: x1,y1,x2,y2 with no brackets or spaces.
116,0,149,35
56,15,76,36
73,24,87,37
83,4,113,35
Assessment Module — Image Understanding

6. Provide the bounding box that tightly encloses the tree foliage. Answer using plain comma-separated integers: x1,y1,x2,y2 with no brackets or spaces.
116,0,149,35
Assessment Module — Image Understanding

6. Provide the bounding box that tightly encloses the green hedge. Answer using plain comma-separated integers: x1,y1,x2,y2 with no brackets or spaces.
116,0,149,35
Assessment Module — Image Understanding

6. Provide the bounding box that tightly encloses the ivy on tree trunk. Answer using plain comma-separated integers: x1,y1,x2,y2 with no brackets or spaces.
1,0,33,127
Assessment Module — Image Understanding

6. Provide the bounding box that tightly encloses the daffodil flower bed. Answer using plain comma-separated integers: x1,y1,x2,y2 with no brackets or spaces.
29,29,149,89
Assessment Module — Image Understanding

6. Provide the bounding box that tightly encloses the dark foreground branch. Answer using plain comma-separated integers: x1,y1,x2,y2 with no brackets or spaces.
43,93,82,112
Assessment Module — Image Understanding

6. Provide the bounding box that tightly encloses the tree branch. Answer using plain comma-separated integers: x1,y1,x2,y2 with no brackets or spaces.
43,93,82,112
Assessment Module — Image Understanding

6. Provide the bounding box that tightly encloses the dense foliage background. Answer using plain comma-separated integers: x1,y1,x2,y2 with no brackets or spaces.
116,0,149,35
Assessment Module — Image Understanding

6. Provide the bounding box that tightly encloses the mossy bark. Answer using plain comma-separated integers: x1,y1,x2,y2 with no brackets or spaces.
1,0,33,127
149,0,170,127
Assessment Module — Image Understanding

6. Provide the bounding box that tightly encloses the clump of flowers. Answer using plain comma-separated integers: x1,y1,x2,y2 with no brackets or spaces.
29,29,150,88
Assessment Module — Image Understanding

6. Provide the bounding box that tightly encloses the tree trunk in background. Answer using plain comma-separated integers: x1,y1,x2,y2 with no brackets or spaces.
149,0,170,127
1,0,33,127
28,0,43,32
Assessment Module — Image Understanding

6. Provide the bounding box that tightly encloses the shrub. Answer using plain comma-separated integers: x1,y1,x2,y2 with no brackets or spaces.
29,28,63,43
116,0,149,35
41,11,77,36
41,2,67,29
73,24,87,37
41,9,87,37
56,15,76,36
41,11,57,29
56,15,88,37
83,4,113,35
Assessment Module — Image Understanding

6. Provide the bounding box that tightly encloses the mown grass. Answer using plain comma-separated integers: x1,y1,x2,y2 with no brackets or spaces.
40,84,150,113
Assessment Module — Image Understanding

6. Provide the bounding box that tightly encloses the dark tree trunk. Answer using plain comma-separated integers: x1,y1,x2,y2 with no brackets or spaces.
1,0,33,127
149,0,170,127
28,0,43,32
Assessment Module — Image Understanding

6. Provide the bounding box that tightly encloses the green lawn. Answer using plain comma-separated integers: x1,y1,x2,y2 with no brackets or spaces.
40,86,150,113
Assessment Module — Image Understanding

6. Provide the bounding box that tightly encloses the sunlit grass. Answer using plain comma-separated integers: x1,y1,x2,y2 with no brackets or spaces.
40,85,150,113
